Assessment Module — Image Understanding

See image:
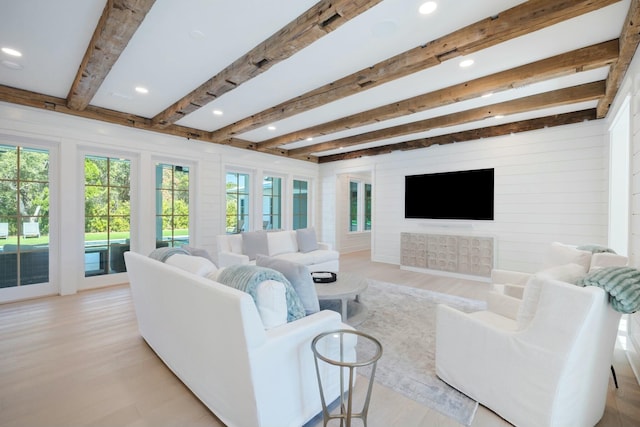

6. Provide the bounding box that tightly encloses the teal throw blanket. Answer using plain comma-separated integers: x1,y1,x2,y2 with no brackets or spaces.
149,247,189,262
577,266,640,314
217,264,305,322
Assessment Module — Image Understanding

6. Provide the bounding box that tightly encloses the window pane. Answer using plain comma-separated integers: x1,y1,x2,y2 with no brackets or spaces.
19,148,49,182
85,156,108,186
0,182,18,215
0,145,17,180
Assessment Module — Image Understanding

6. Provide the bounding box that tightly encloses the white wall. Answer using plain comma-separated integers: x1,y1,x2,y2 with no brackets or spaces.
321,119,610,273
0,102,320,300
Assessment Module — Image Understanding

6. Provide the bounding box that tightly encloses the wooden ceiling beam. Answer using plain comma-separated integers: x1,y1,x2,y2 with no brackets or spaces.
66,0,156,111
0,84,313,162
597,0,640,117
150,0,382,128
210,0,621,143
318,109,599,163
259,40,618,150
289,81,605,156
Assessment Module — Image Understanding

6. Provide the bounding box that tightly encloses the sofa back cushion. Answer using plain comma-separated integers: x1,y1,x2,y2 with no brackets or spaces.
543,242,592,271
256,255,320,315
267,230,298,256
296,227,319,253
242,230,268,261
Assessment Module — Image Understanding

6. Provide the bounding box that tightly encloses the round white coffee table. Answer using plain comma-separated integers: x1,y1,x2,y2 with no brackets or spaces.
315,272,368,325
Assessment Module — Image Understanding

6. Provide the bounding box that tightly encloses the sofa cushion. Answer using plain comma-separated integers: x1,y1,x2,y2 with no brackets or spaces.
536,263,587,284
165,254,218,276
242,230,268,261
256,255,320,315
268,230,298,256
275,249,338,266
255,280,288,329
296,227,319,253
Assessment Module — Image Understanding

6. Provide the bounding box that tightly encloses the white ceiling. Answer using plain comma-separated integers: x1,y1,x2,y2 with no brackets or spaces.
0,0,632,159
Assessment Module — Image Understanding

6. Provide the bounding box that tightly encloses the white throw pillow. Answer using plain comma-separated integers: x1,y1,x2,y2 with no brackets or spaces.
228,234,243,254
516,275,545,330
543,242,591,271
255,280,288,329
268,230,298,256
165,254,218,277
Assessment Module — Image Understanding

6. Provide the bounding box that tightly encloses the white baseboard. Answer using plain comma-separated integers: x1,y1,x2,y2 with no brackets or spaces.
400,265,491,283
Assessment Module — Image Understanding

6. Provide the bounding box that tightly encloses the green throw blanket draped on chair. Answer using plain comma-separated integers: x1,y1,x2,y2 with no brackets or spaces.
577,266,640,314
217,264,305,322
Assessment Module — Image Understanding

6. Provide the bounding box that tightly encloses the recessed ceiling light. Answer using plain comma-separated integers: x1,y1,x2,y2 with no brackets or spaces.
1,60,23,70
212,109,223,116
267,126,276,131
135,86,149,94
494,115,505,119
306,137,313,141
1,47,22,57
481,92,493,98
459,59,474,68
419,1,437,15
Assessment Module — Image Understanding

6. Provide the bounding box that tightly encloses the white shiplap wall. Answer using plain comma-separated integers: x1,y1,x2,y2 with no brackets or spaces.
321,119,609,273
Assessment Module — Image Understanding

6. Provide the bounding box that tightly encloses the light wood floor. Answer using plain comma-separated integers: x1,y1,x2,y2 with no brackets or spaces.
0,250,638,427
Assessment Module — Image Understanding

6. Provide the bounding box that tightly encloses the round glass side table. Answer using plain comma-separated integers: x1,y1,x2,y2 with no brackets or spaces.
311,329,383,427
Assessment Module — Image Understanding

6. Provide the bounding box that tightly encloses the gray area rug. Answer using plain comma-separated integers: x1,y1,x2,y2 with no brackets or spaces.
321,280,486,426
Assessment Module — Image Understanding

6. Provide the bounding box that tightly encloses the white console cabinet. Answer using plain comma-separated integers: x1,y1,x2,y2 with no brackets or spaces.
400,232,494,278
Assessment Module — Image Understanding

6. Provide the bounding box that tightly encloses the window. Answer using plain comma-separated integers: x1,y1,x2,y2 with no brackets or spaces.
226,172,249,233
262,176,281,230
365,183,372,231
0,145,50,287
292,179,308,230
349,180,372,232
84,155,130,276
156,164,189,248
349,181,358,232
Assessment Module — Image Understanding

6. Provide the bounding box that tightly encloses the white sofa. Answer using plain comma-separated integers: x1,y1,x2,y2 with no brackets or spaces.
124,250,354,427
436,273,622,427
216,228,339,272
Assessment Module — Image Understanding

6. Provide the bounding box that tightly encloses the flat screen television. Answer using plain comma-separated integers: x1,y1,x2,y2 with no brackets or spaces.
404,168,494,220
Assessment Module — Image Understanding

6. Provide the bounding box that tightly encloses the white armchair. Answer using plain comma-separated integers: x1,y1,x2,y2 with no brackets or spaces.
435,276,622,427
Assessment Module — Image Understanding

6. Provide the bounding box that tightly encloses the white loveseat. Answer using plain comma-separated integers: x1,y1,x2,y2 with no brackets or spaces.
216,228,339,272
124,251,354,427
